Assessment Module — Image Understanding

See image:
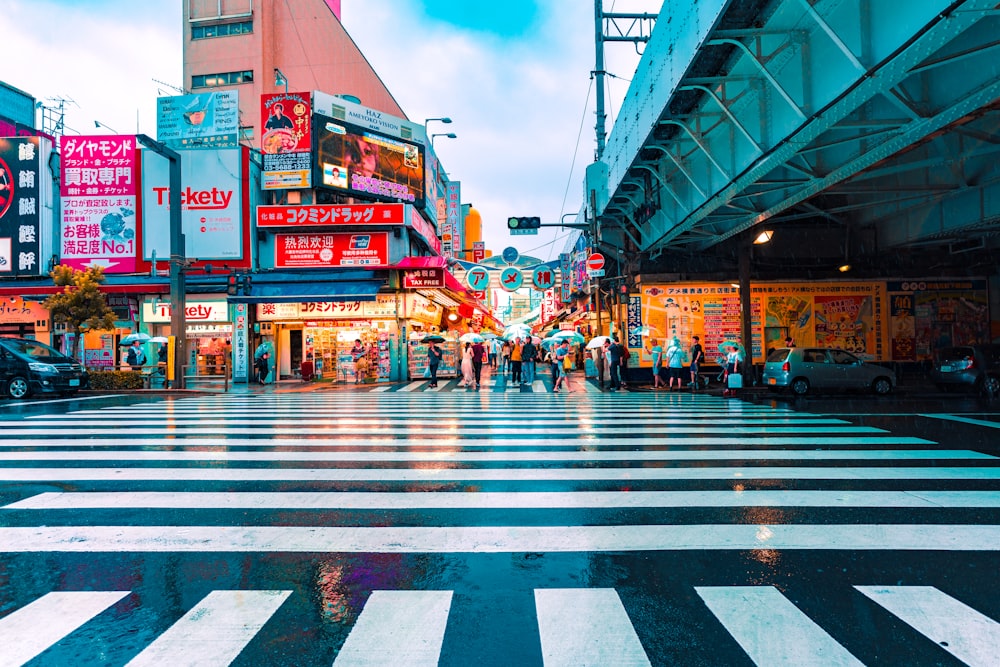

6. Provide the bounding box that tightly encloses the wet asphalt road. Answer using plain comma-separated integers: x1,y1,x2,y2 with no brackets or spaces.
0,378,998,666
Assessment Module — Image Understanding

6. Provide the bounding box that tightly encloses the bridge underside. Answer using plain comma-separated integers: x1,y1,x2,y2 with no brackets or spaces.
598,0,1000,280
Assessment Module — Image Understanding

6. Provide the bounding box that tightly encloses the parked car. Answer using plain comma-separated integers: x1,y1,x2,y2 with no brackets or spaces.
763,347,895,396
929,344,1000,396
0,337,89,399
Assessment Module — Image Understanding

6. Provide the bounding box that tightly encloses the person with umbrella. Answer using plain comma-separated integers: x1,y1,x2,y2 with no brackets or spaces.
125,339,146,371
553,338,573,393
607,336,624,392
645,338,664,389
426,340,442,388
665,336,686,390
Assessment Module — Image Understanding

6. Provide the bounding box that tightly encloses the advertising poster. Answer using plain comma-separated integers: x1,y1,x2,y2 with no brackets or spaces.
274,231,389,268
445,182,460,258
261,92,312,190
887,280,989,360
141,148,243,261
316,113,424,206
157,91,239,149
813,294,874,355
0,137,43,276
59,135,137,273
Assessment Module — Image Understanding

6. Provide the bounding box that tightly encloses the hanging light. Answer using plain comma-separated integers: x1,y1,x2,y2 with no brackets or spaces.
753,229,774,244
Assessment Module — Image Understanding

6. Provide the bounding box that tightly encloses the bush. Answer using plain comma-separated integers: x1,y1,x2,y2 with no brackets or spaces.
87,370,146,390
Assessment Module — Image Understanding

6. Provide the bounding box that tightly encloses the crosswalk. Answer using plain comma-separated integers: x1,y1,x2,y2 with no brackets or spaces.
0,391,998,665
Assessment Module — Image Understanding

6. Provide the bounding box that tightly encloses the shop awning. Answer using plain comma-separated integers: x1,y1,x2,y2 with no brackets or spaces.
228,279,385,304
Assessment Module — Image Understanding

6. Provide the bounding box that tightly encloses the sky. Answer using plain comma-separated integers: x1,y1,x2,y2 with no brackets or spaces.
2,0,655,262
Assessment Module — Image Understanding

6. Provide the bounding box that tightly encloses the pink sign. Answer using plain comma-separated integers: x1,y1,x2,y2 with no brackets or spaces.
275,232,389,268
59,135,137,197
258,203,405,228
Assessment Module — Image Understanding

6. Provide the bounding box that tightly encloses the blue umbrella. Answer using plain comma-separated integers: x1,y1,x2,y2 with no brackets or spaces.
549,330,585,345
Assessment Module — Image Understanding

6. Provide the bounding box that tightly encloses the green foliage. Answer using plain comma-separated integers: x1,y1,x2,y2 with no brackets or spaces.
87,370,146,390
43,265,117,356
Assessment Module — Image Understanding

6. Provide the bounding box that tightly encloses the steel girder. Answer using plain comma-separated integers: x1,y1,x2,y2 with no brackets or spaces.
597,0,1000,262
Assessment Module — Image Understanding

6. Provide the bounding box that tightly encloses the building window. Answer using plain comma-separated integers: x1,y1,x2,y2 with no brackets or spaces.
192,70,254,89
192,20,253,40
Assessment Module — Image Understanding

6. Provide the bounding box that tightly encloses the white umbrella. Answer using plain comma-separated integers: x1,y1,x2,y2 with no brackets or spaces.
149,336,169,344
586,335,612,349
119,332,151,346
459,332,485,343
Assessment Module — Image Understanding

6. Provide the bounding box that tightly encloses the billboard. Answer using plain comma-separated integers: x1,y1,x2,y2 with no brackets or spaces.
261,92,312,190
141,148,244,261
157,91,239,149
275,231,389,269
258,202,405,228
59,135,137,272
315,113,425,207
0,137,46,276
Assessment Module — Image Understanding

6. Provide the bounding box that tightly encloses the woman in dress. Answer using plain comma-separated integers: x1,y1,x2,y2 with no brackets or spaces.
459,342,475,388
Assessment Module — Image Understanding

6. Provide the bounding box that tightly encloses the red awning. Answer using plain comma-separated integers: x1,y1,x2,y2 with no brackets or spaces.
392,256,447,270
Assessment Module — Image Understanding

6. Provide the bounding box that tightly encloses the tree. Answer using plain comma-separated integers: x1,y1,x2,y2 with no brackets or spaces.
43,265,117,359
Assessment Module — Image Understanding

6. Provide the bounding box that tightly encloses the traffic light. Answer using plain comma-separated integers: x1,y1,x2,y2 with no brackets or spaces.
241,273,252,295
227,273,239,296
507,216,541,230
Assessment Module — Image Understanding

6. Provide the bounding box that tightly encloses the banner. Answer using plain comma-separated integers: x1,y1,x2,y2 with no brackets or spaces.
0,137,44,275
274,231,389,268
258,203,405,228
261,92,312,190
157,91,239,149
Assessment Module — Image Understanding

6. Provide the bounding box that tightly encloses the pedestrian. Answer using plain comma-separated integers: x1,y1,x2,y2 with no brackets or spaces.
489,338,499,369
607,337,623,392
665,336,685,389
125,340,146,371
688,335,704,388
620,341,630,388
254,351,270,384
723,344,742,397
553,339,573,392
521,336,537,386
157,343,168,365
646,338,664,389
427,341,442,388
591,342,606,389
510,337,523,384
471,339,486,389
500,340,512,376
459,342,475,388
351,339,368,384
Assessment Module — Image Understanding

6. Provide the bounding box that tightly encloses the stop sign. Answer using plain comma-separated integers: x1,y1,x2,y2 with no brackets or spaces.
586,253,605,271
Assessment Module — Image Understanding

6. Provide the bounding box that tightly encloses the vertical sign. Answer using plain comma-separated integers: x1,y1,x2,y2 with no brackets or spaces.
60,135,138,273
234,303,249,382
446,181,461,259
0,137,43,276
627,295,642,349
559,253,571,301
261,92,312,189
473,240,485,263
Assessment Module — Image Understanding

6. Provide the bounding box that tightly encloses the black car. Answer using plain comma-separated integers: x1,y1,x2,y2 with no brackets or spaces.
929,344,1000,397
0,337,89,399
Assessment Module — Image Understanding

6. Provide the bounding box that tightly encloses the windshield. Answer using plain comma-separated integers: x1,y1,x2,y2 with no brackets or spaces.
0,339,69,363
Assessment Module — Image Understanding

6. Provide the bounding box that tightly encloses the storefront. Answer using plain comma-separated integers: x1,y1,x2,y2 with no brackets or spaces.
141,297,233,375
256,295,401,383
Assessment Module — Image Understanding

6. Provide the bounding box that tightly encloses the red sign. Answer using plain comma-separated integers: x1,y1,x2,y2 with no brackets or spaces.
258,203,405,228
403,268,445,288
260,93,311,154
586,253,605,271
275,232,389,268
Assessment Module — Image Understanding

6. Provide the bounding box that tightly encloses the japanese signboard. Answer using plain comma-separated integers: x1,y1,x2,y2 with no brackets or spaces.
886,279,989,361
142,299,230,323
261,92,312,190
256,295,397,320
157,91,239,149
402,268,445,288
0,296,46,322
142,148,243,261
257,203,405,228
499,266,523,292
59,135,137,273
446,182,461,258
0,137,45,276
274,231,389,268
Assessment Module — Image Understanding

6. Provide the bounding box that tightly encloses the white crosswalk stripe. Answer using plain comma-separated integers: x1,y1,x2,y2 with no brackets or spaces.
0,390,997,664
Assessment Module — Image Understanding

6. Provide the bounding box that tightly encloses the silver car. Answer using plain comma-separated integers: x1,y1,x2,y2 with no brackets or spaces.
763,347,895,396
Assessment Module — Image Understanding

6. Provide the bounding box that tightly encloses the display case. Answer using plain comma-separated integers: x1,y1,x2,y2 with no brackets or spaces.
408,337,459,379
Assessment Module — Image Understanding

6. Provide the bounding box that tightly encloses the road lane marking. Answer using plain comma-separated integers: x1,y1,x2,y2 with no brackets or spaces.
397,382,426,392
0,449,983,463
125,590,290,667
1,466,997,482
535,589,650,666
18,416,855,426
0,436,939,448
921,414,1000,429
368,385,393,392
855,586,1000,667
3,524,1000,552
0,591,130,665
10,489,1000,511
333,591,452,667
696,586,863,666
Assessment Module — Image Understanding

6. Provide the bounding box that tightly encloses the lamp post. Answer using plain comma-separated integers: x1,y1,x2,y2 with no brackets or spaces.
274,68,288,93
431,132,457,147
135,134,186,388
93,120,119,134
424,117,452,128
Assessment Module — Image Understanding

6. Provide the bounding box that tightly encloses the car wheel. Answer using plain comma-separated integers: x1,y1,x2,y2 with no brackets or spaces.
981,375,1000,398
872,377,893,395
791,378,810,396
7,376,30,400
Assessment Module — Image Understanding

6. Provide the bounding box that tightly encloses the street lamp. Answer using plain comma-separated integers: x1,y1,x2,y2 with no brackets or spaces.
135,134,186,388
431,132,457,146
425,117,452,128
274,68,288,93
93,120,119,134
